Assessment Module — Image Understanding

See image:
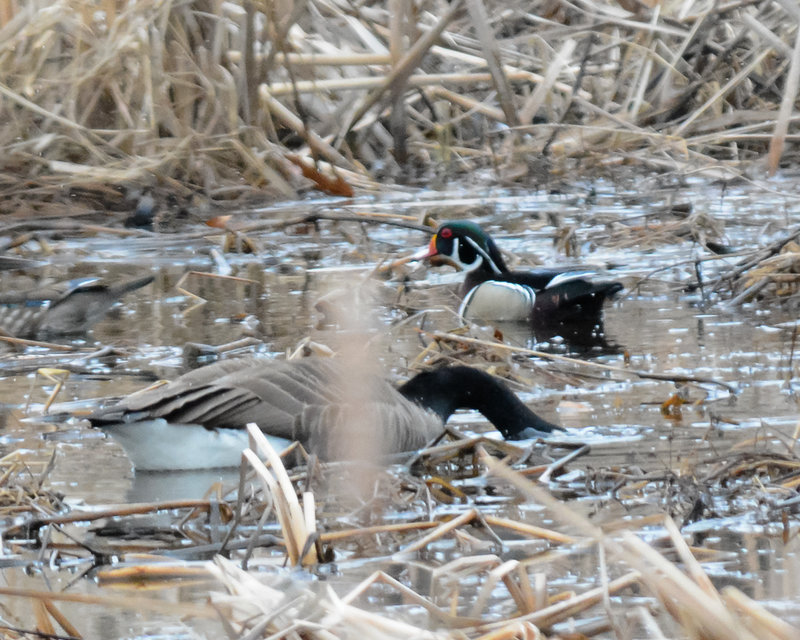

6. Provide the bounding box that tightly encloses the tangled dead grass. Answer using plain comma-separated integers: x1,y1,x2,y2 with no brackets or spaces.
2,0,800,215
2,409,800,638
687,224,800,307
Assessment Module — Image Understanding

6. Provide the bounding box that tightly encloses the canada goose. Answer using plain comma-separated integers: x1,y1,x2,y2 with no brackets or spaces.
0,275,154,340
413,221,622,344
88,357,562,471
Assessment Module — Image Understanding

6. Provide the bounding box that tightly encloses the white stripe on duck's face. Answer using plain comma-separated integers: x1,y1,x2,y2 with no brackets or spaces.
459,281,536,322
435,236,484,272
101,419,292,471
435,233,499,274
459,236,503,274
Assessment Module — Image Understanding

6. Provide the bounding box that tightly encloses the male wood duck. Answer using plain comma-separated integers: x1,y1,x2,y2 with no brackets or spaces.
0,275,154,340
88,356,563,471
412,221,623,345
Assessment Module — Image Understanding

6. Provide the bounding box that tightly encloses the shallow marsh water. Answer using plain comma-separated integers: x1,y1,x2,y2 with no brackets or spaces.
2,177,800,637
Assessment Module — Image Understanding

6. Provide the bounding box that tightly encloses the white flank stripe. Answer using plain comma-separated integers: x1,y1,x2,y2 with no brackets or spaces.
545,271,597,288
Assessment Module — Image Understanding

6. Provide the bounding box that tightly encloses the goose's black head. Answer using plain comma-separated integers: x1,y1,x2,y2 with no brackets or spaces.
416,221,508,276
398,365,563,440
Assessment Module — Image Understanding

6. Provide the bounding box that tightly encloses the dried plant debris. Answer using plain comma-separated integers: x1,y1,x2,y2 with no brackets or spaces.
600,210,727,253
567,440,800,527
202,446,800,639
1,331,798,638
0,451,64,519
1,419,799,638
2,0,799,212
708,226,800,305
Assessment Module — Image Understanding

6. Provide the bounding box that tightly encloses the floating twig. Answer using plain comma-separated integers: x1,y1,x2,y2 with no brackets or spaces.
424,330,738,393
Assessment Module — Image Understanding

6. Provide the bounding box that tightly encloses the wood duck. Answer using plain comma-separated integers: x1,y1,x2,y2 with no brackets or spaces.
413,221,623,345
88,356,562,471
0,275,154,340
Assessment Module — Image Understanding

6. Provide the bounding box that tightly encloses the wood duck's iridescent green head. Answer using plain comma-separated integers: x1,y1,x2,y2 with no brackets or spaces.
414,221,509,275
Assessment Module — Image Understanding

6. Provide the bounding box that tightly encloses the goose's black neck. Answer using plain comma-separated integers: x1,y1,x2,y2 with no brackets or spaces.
398,366,562,439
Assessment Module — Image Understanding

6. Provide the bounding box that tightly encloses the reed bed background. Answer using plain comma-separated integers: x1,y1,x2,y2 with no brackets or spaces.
1,0,799,216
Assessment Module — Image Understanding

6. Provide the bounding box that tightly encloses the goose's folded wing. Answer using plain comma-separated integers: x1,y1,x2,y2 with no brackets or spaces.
90,357,343,440
89,357,445,459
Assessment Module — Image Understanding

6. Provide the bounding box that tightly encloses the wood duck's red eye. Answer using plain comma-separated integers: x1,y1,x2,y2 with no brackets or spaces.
440,228,453,239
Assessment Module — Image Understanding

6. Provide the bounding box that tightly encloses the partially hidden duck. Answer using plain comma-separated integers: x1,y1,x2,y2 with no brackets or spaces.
0,275,154,340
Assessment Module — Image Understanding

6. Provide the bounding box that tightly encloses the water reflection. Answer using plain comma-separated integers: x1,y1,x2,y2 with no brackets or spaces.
127,468,240,503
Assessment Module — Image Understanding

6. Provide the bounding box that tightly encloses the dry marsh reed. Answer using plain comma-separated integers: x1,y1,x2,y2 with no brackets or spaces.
1,0,799,215
201,448,800,639
3,378,800,638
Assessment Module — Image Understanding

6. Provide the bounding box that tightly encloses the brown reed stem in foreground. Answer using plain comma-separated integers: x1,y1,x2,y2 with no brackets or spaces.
481,448,800,640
